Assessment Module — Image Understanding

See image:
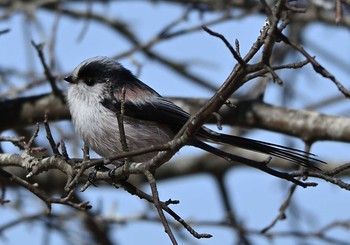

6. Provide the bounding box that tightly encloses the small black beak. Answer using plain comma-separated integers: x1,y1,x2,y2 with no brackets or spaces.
64,76,74,83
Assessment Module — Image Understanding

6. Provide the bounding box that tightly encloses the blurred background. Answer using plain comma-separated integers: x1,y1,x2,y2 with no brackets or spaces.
0,1,350,244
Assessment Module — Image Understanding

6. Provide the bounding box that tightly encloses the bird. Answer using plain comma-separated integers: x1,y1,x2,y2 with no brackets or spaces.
65,56,323,169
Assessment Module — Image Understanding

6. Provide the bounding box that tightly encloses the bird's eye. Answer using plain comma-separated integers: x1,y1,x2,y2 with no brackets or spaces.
85,79,96,86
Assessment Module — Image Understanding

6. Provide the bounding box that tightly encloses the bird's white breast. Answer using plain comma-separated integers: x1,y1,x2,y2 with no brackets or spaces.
67,83,174,161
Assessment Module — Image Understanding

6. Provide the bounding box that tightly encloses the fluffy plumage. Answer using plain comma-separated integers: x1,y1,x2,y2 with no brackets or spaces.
65,56,323,168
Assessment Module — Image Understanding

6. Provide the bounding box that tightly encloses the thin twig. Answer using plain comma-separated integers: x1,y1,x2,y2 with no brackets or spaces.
261,183,298,233
158,6,191,37
31,40,62,96
44,114,60,155
262,143,313,233
0,184,9,205
83,143,90,161
0,28,10,36
118,180,212,239
26,123,40,150
215,175,251,245
48,1,61,69
117,87,129,153
0,136,26,150
0,168,90,212
76,0,93,42
335,0,343,24
60,140,69,160
264,65,283,85
278,31,350,97
212,112,223,130
144,170,178,245
202,26,246,66
68,144,171,190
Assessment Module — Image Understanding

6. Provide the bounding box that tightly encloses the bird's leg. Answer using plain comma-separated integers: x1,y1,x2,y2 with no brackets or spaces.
88,164,110,186
108,161,125,178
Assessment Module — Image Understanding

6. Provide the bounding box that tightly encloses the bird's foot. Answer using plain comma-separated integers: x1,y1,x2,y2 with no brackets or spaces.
108,161,129,184
88,164,110,186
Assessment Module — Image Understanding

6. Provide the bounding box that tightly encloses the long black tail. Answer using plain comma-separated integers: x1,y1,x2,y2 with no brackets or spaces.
196,129,325,169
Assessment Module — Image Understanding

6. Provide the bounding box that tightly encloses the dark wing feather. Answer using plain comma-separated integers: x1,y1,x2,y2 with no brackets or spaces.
125,97,191,133
101,78,191,133
100,79,324,169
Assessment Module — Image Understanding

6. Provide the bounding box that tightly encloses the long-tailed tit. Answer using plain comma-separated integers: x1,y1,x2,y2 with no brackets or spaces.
65,57,322,168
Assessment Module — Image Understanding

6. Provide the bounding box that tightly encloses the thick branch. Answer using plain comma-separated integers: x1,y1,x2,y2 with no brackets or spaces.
1,94,350,144
0,93,69,131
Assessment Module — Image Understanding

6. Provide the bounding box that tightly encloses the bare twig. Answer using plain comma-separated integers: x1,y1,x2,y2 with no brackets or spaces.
44,114,60,155
212,112,223,130
118,180,212,239
264,65,284,85
278,31,350,97
335,0,343,24
0,136,26,150
0,168,90,212
0,184,9,205
0,28,10,35
76,0,93,42
68,143,172,190
83,143,90,161
262,143,313,233
60,140,69,159
144,170,178,244
116,87,129,153
26,123,40,150
261,182,298,233
291,169,350,191
31,41,62,96
202,25,246,66
215,175,252,245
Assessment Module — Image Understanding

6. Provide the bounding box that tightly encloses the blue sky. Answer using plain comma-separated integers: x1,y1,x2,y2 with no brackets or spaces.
1,2,350,245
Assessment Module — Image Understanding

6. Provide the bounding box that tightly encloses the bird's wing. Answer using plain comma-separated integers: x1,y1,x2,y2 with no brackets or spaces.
101,80,191,133
100,79,324,169
125,96,191,132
